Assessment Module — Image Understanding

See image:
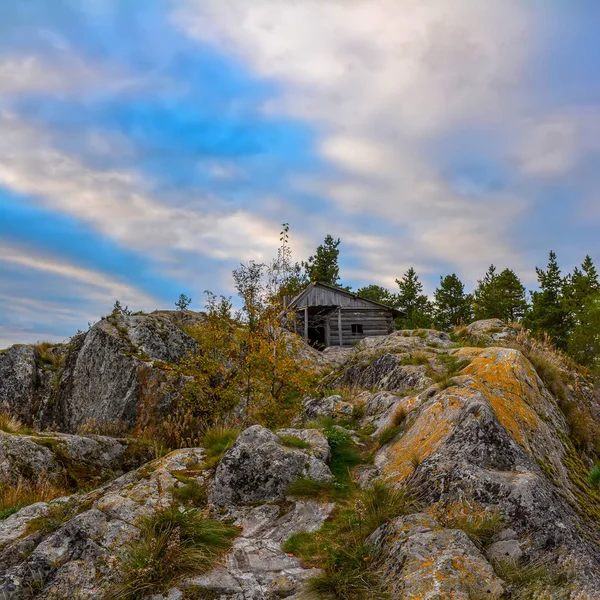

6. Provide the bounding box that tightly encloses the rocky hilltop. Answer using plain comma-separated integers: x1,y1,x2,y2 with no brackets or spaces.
1,317,600,599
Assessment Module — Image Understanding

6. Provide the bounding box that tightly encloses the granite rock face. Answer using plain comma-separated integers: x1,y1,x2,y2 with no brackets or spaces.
210,425,333,506
371,513,505,599
0,311,201,432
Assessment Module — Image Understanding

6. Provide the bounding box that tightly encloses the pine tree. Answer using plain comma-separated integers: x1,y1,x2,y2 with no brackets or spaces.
524,251,569,348
434,274,473,330
303,234,342,287
563,255,600,327
395,268,433,329
496,269,528,321
472,265,500,320
568,293,600,371
357,284,398,308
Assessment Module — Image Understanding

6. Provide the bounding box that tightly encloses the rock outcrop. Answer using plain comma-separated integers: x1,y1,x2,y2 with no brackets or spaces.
0,311,202,432
2,317,600,599
210,425,333,506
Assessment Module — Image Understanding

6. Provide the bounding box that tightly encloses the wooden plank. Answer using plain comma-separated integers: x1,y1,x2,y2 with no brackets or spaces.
338,308,343,347
304,307,308,341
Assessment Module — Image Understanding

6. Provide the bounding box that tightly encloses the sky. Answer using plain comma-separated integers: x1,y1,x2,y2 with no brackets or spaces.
1,0,600,347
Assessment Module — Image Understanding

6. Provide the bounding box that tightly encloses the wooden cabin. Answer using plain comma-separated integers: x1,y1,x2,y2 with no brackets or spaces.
282,282,403,349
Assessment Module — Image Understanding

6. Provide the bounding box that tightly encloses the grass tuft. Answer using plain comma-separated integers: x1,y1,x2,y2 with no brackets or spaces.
279,435,310,450
106,507,238,600
200,426,239,470
0,410,25,434
172,480,208,507
588,464,600,489
287,478,336,498
283,482,416,600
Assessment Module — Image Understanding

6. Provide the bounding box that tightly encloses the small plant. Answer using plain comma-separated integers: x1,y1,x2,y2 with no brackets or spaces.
26,501,75,535
106,507,238,600
279,435,310,449
377,425,402,447
175,293,192,311
283,482,415,600
325,427,363,489
588,464,600,489
201,426,239,470
410,453,421,469
438,504,504,549
361,482,417,530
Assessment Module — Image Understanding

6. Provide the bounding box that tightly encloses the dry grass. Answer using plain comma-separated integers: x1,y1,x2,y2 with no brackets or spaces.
75,417,131,437
0,409,25,434
0,474,69,520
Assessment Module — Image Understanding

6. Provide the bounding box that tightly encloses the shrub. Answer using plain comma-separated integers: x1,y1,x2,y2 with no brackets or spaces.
1,474,69,520
106,507,238,600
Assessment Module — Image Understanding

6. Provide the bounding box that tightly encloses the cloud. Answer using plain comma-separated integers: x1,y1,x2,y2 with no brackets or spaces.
0,112,294,268
174,0,542,285
0,243,157,307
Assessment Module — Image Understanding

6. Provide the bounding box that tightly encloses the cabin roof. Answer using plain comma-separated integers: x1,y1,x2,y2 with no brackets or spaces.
285,281,404,317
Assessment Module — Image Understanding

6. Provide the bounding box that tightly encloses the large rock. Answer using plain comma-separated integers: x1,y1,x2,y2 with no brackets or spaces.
0,448,208,599
0,311,202,432
0,430,151,487
371,513,504,599
210,425,333,506
374,345,600,597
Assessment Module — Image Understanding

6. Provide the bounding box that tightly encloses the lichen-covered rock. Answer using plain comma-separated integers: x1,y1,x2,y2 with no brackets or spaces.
0,311,202,432
0,345,38,419
370,513,504,599
375,344,600,597
330,353,432,393
210,425,333,506
464,318,518,342
276,428,331,462
186,500,333,599
293,395,354,424
0,448,208,599
0,431,152,487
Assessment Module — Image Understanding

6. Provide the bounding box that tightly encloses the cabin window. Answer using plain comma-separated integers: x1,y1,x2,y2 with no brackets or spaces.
351,323,363,335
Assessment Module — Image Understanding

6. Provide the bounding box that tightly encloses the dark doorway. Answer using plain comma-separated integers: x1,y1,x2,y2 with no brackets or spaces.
307,324,326,350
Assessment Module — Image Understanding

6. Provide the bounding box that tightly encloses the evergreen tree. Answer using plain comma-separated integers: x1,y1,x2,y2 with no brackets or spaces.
434,274,473,330
473,266,528,322
175,293,192,311
472,265,500,320
524,251,569,348
567,294,600,371
563,255,600,327
303,234,342,287
496,269,528,321
357,284,398,308
395,268,433,329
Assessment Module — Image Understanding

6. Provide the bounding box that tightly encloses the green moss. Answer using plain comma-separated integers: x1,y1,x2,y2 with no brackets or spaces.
287,478,336,499
26,502,75,536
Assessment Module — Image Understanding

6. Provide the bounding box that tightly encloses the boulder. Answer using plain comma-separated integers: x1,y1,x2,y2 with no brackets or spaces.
370,513,504,599
210,425,333,506
294,395,354,424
